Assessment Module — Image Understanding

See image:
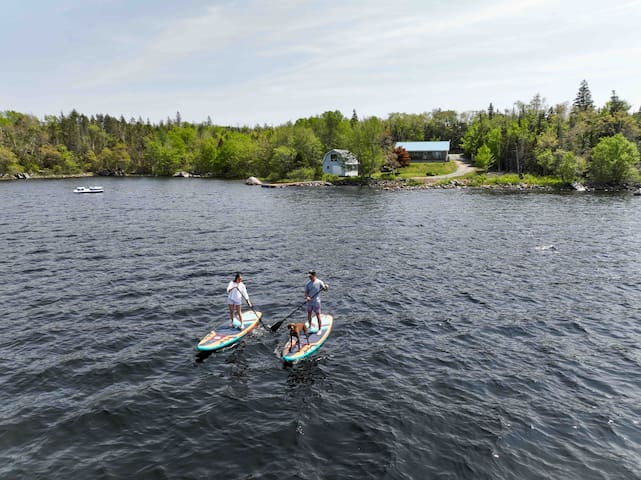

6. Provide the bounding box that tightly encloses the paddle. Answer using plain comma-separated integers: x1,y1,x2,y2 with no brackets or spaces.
232,286,270,331
269,287,325,333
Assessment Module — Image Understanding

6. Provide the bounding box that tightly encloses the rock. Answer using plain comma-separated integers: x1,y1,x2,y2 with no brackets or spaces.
96,169,125,176
246,176,263,185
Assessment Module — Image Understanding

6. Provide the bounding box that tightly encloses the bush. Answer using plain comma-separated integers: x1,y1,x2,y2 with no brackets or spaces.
322,174,340,183
464,173,564,187
283,167,315,181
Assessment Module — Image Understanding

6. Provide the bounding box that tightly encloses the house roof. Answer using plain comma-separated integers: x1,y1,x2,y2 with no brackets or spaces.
324,149,359,165
395,141,450,152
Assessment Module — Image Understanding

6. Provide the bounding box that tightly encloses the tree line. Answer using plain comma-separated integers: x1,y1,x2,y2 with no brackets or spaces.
462,82,641,184
1,81,640,185
0,108,466,181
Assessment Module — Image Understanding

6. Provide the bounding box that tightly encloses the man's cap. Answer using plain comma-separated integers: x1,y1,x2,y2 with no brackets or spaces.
308,270,316,276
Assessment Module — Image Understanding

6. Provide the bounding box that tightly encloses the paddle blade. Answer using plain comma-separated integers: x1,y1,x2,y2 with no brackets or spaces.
258,315,272,331
270,319,285,332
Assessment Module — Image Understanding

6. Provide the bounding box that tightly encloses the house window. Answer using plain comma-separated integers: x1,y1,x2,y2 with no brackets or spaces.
330,153,337,161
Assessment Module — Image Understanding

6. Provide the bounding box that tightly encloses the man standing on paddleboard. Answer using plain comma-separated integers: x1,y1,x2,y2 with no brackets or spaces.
305,271,328,332
227,273,251,328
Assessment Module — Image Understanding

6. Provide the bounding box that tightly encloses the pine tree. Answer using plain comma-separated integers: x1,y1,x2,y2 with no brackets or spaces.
608,90,629,114
573,80,594,112
488,103,494,119
350,109,358,127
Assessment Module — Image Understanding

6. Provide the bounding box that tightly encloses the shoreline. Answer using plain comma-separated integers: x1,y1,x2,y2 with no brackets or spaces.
3,172,639,194
1,172,96,181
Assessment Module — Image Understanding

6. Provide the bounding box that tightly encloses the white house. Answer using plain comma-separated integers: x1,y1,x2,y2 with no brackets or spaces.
322,149,359,177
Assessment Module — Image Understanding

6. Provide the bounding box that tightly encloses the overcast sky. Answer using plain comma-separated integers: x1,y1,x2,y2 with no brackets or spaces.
1,0,640,125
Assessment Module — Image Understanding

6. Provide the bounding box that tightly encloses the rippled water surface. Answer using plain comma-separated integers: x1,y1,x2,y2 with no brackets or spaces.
2,178,641,479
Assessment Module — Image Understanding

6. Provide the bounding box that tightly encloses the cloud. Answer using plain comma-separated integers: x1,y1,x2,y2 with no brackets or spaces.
3,0,640,122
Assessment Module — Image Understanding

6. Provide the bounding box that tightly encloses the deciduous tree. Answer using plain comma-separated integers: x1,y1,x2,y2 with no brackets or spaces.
349,116,384,178
589,133,640,184
393,146,411,167
474,144,494,172
0,146,22,175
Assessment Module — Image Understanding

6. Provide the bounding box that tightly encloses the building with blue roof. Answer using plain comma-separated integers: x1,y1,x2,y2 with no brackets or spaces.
395,141,450,162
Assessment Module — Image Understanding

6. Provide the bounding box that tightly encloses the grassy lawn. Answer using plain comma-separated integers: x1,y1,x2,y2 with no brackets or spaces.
465,173,566,187
374,161,458,179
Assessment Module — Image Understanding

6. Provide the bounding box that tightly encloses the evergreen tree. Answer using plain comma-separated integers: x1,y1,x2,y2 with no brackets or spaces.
350,109,358,127
573,80,594,112
607,90,629,114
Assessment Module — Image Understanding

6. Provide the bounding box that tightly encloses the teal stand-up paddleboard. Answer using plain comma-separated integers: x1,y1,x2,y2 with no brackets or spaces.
197,311,262,351
281,314,333,362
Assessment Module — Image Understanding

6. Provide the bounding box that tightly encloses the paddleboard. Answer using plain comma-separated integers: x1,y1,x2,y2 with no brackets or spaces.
197,311,262,351
281,314,333,362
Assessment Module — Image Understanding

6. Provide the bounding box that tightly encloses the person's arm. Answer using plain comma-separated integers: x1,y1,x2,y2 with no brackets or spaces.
240,283,250,306
227,281,237,293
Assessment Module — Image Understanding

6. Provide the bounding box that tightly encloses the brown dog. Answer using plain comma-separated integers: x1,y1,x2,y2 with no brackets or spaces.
287,322,309,350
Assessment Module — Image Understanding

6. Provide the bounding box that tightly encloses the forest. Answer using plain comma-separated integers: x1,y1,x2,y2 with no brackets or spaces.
1,81,640,185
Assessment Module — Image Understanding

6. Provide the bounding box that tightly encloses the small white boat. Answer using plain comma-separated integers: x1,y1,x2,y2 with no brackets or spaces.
73,186,104,193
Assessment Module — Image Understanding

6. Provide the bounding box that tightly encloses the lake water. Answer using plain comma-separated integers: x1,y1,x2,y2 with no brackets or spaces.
1,178,641,479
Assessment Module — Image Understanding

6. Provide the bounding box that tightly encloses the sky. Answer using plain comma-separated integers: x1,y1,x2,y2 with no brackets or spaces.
1,0,640,125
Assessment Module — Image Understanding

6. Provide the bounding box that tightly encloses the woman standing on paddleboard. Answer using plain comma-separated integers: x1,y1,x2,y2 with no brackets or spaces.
227,273,251,328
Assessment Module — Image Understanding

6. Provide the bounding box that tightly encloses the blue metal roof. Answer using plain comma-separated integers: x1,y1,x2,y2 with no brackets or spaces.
395,141,450,152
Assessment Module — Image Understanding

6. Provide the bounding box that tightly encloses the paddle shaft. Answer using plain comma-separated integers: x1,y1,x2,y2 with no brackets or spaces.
270,287,324,332
231,286,270,331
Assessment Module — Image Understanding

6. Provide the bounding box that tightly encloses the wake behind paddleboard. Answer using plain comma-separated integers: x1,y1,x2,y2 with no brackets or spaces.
197,311,262,351
281,314,333,362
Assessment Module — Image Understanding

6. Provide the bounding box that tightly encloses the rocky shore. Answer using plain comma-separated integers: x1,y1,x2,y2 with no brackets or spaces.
369,179,641,193
1,172,96,181
248,176,640,193
3,172,636,194
370,179,559,192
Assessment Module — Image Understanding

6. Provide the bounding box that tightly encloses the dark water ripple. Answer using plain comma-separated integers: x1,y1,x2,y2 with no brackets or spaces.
2,179,641,479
